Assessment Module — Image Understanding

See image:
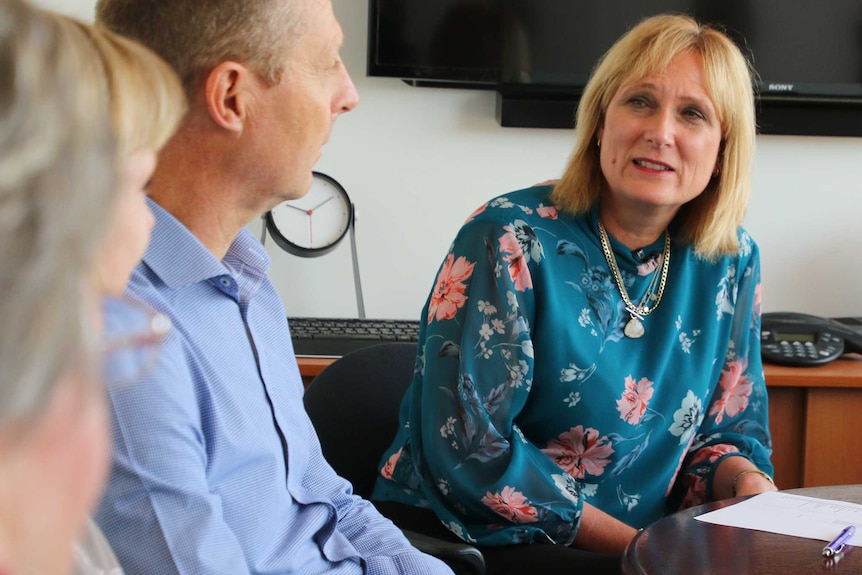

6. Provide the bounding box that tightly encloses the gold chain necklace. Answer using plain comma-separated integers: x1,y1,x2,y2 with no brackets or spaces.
597,221,671,339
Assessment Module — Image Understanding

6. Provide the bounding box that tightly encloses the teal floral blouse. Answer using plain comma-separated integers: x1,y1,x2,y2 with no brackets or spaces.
372,185,772,546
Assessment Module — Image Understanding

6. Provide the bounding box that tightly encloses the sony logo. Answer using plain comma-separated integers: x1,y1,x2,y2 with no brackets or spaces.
767,83,794,92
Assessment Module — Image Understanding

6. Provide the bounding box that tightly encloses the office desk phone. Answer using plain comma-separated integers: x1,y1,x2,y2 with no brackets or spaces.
761,312,862,367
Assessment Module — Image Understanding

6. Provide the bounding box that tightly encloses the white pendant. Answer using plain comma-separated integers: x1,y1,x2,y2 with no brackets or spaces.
624,317,645,339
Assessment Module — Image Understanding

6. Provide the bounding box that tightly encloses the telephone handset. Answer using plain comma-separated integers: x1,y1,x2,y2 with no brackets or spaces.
761,312,862,367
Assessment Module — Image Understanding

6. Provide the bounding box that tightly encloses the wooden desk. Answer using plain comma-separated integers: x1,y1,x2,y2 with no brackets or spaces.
298,356,862,488
622,485,862,575
297,356,334,384
766,357,862,489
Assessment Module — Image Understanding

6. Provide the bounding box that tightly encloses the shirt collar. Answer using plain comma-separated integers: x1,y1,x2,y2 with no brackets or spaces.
590,202,667,266
143,198,271,290
224,224,271,284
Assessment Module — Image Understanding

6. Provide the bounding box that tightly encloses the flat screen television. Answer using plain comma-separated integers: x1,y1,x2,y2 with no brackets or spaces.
367,0,862,136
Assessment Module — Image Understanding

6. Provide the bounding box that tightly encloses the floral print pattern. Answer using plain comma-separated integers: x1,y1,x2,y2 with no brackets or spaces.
482,486,540,523
679,444,742,508
616,375,655,425
380,448,402,480
564,263,627,348
499,220,542,292
428,254,475,324
669,390,705,445
373,186,772,547
709,359,753,424
537,204,558,219
552,473,580,504
542,426,615,479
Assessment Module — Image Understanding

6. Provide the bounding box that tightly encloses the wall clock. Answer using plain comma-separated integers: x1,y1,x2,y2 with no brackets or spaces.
265,171,353,257
263,171,366,317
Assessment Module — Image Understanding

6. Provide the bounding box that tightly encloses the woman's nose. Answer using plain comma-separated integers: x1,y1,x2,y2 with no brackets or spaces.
645,109,674,147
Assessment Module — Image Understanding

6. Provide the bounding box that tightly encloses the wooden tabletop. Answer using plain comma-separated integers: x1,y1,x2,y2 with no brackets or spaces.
622,485,862,574
297,355,862,387
763,355,862,388
296,356,335,379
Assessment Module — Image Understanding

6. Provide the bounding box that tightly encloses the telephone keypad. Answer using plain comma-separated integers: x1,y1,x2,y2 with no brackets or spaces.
761,328,844,366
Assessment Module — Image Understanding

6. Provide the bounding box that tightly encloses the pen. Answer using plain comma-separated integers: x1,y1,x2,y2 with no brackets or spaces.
822,525,856,558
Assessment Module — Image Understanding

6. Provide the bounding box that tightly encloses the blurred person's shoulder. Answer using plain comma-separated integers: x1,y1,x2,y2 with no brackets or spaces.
73,518,123,575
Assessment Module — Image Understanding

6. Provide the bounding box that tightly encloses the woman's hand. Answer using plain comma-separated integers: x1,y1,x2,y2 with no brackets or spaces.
732,469,778,497
571,501,640,555
713,455,777,500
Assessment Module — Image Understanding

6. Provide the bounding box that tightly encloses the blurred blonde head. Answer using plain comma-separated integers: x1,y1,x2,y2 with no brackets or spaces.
0,1,118,574
0,5,185,574
73,22,187,161
551,13,756,259
0,0,115,423
73,22,186,296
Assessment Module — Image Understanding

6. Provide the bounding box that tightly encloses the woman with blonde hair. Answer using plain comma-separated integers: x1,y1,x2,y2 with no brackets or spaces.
77,19,187,298
70,17,186,575
374,13,775,574
0,1,185,573
0,1,116,574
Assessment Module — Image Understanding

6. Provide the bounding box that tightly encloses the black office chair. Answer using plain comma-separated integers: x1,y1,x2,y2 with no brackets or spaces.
303,342,486,575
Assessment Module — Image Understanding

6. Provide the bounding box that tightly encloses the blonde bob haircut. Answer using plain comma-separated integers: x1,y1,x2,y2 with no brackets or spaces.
73,22,187,160
551,13,756,260
0,0,116,421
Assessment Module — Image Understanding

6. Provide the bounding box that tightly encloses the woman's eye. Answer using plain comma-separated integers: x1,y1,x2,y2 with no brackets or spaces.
626,95,653,109
683,108,707,121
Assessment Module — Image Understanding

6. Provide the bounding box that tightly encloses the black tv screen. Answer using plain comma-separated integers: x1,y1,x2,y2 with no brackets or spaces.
368,0,862,135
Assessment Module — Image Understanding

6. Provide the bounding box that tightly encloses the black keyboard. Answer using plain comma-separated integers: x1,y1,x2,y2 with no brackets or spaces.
288,317,421,357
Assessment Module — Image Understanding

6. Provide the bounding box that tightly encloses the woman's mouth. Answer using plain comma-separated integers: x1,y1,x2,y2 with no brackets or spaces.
634,159,673,171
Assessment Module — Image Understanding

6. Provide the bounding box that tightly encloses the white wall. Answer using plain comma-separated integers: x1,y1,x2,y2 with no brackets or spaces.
33,0,92,20
38,0,862,320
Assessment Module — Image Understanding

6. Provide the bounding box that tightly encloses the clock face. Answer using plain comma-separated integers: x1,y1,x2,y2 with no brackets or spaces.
265,172,352,257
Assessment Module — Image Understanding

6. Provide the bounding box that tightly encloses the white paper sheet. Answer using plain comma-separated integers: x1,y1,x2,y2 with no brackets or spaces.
694,491,862,544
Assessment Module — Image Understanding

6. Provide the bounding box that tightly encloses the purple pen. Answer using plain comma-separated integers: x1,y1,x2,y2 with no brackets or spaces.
822,525,856,558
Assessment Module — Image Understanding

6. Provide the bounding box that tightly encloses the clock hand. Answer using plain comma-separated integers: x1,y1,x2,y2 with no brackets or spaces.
309,195,334,212
284,202,308,214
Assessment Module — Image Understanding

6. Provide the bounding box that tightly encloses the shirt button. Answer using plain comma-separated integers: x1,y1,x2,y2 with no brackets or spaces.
215,276,236,292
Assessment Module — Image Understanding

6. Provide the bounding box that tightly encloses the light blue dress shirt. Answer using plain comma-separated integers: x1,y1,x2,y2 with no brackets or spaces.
96,200,452,575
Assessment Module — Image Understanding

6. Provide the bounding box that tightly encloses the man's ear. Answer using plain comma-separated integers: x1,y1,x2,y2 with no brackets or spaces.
204,61,255,133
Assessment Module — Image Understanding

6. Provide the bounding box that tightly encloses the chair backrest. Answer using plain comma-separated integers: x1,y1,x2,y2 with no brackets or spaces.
304,342,487,575
303,342,416,498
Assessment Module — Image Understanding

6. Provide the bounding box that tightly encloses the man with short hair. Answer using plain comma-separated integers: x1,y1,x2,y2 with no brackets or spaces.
93,1,453,573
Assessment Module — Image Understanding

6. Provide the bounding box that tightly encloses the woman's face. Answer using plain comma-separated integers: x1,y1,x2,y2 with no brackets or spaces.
97,150,157,296
11,375,110,575
597,50,722,221
0,285,110,575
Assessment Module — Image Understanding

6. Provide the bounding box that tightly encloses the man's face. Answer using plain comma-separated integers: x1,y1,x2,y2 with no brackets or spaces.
248,0,359,207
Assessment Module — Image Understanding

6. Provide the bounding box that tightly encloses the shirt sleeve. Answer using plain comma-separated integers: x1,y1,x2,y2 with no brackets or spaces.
340,504,457,575
95,333,254,575
96,319,453,575
405,214,583,546
300,416,457,575
674,240,773,509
